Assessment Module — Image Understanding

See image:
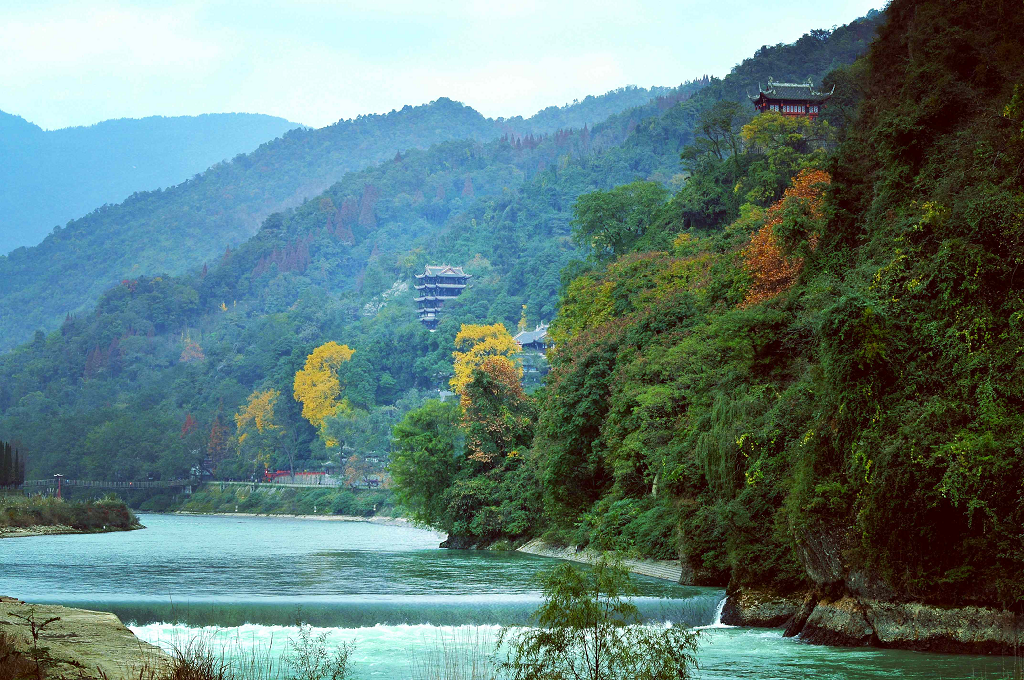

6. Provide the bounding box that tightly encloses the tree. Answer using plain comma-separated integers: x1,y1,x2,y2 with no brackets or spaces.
293,342,356,442
449,324,522,398
207,412,231,470
462,356,534,465
682,100,742,169
497,556,700,680
235,389,284,478
739,111,830,205
389,399,463,527
741,168,830,307
1,441,11,486
571,181,670,262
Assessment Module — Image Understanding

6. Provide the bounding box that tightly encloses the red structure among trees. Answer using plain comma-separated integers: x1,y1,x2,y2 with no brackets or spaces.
749,78,834,118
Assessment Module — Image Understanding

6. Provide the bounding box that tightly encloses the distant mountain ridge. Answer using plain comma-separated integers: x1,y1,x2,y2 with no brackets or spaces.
0,86,671,350
0,111,301,254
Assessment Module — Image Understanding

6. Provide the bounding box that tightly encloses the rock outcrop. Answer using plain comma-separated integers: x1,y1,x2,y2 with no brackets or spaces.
720,587,802,627
0,596,170,680
439,534,477,549
789,595,1024,654
775,523,1024,654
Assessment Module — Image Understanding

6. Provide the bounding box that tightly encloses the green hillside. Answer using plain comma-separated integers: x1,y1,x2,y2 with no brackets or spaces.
0,88,670,352
391,0,1024,619
0,111,300,255
0,14,882,488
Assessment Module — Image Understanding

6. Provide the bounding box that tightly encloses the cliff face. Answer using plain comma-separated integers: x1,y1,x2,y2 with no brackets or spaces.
720,522,1024,654
722,587,1024,655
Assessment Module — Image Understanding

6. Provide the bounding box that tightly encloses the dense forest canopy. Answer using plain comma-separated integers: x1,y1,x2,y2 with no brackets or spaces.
394,0,1024,615
0,13,883,504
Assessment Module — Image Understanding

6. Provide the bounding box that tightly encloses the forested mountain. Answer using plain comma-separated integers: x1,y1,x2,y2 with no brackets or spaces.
0,111,300,254
0,13,882,490
391,0,1024,631
0,87,669,351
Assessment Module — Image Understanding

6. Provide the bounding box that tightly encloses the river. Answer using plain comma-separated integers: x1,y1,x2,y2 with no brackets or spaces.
0,514,1014,679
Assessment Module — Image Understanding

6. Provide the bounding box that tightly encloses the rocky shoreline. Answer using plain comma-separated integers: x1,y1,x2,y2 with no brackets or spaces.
0,596,169,680
0,524,85,539
514,540,1024,656
721,587,1024,655
0,524,141,539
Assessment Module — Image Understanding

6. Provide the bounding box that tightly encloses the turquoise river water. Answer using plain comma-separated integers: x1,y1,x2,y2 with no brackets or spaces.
0,514,1016,679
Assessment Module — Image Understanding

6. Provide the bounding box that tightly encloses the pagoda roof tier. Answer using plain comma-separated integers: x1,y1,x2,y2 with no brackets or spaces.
415,265,472,279
748,78,834,102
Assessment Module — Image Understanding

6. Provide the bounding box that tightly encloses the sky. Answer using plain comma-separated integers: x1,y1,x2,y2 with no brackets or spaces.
1,0,884,131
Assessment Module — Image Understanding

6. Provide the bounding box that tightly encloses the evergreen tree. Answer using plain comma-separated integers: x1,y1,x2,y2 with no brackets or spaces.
1,441,9,486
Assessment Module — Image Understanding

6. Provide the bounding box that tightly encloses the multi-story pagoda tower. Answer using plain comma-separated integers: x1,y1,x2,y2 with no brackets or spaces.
749,78,834,118
414,265,471,330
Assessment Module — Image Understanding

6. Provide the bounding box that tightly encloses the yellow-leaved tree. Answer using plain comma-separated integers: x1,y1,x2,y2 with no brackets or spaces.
450,323,522,401
293,341,355,445
235,388,283,477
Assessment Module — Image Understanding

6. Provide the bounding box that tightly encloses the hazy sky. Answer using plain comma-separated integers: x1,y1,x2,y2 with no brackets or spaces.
2,0,883,130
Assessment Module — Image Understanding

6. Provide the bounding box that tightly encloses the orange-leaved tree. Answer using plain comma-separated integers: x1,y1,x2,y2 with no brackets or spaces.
462,355,534,465
741,168,830,307
449,324,522,400
293,341,355,445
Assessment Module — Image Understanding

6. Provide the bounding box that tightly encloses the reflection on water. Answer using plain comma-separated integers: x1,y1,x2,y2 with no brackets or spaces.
1,513,1012,680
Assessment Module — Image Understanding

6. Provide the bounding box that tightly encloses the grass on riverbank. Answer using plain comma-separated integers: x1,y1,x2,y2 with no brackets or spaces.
0,493,140,533
162,485,394,518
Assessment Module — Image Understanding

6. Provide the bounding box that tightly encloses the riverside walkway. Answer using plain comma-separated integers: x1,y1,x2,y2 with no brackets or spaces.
21,478,356,491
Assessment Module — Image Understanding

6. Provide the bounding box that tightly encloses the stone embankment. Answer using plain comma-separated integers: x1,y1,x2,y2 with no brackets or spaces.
516,538,684,583
722,588,1024,654
0,596,170,679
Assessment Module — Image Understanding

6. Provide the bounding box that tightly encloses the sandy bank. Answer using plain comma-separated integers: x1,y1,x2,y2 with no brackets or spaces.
0,524,84,539
171,511,415,527
0,596,170,680
0,524,140,539
516,538,685,583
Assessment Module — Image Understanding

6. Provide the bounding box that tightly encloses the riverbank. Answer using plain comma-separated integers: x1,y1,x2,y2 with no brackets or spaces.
0,495,141,539
1,524,95,539
0,596,170,680
172,510,416,528
516,538,686,583
721,587,1024,656
159,483,393,517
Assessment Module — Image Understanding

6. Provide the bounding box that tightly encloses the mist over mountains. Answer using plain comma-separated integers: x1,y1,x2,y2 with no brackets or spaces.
0,111,301,254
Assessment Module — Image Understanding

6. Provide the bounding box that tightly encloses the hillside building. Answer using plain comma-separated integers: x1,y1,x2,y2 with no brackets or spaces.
514,322,553,385
513,322,552,352
749,78,834,119
415,265,471,330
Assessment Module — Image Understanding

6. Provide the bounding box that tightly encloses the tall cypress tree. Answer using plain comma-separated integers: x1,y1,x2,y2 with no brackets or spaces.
1,441,10,486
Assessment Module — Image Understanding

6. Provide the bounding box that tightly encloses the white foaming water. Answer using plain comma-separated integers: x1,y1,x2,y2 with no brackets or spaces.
131,622,506,680
694,595,734,630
